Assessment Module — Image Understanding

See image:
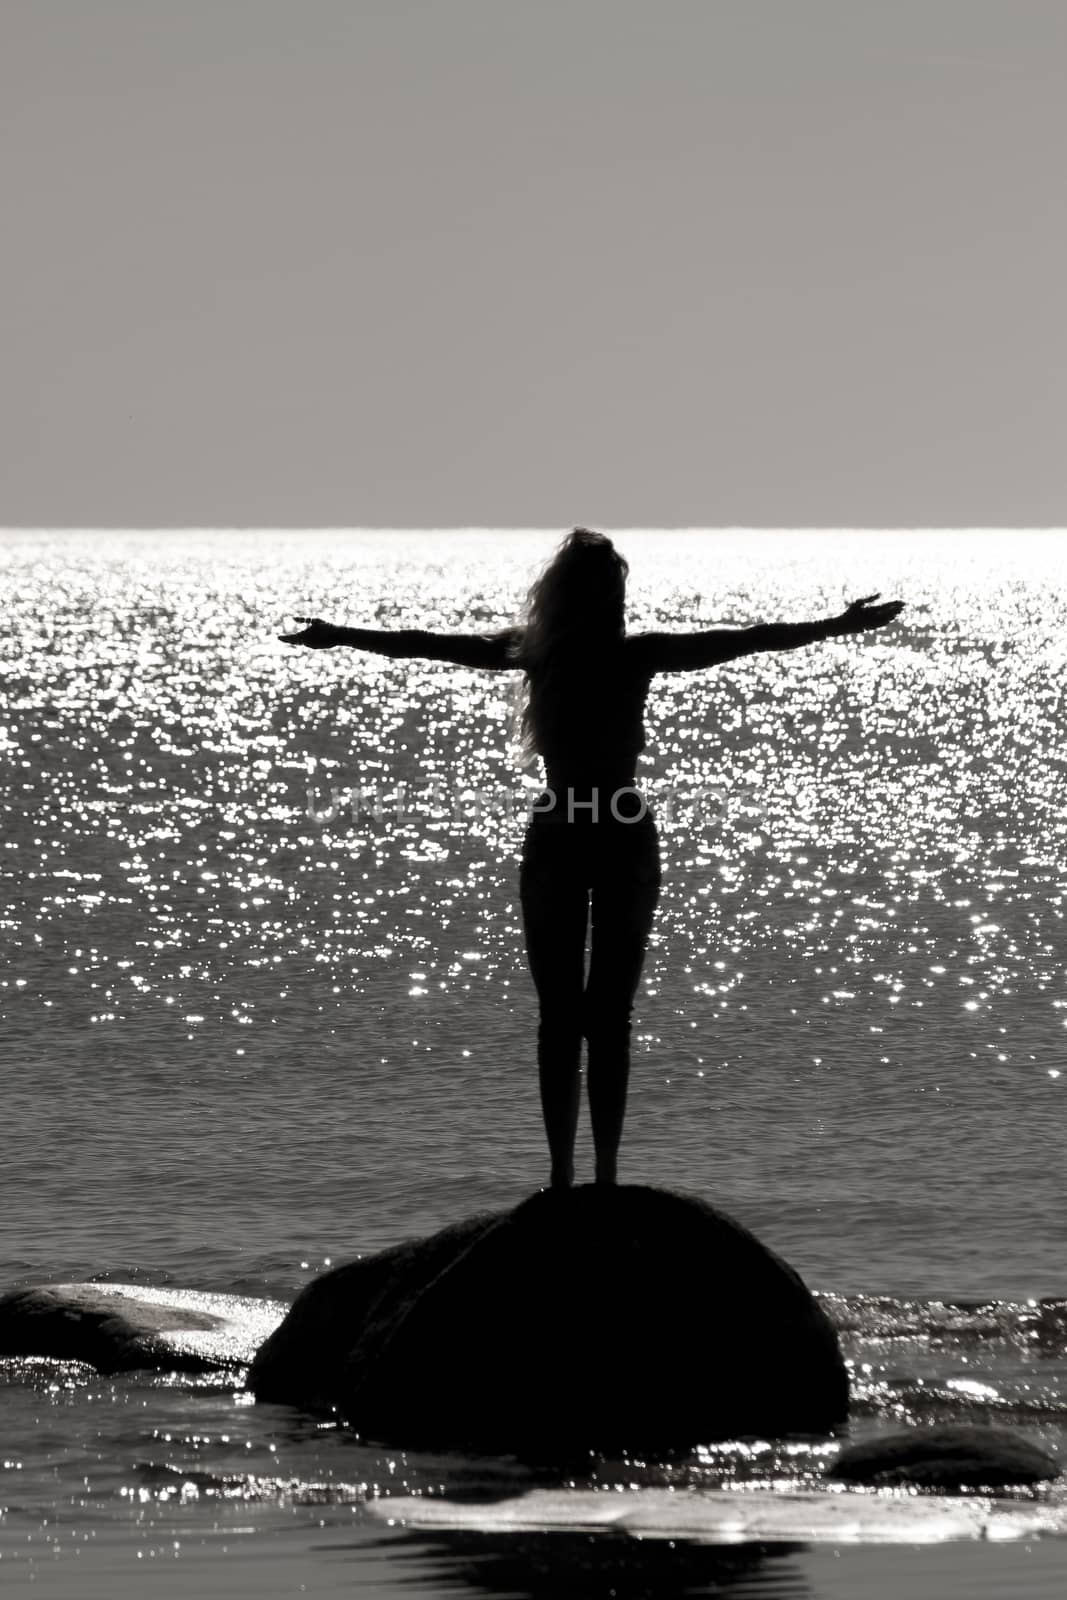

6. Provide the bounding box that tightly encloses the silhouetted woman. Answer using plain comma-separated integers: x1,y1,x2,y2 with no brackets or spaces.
281,528,903,1188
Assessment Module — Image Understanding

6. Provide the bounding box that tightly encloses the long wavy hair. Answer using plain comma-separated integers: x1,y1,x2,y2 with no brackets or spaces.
508,528,629,768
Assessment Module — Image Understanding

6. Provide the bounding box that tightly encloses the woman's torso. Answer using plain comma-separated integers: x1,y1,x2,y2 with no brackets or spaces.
527,638,654,811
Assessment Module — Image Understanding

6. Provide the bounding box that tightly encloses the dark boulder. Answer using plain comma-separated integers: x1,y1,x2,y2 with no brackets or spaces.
828,1425,1060,1489
248,1185,848,1455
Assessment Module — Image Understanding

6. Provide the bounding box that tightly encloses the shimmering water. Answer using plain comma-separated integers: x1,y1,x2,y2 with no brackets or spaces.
1,529,1065,1593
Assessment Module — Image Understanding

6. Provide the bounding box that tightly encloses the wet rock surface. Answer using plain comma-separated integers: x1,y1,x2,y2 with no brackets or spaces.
0,1282,283,1373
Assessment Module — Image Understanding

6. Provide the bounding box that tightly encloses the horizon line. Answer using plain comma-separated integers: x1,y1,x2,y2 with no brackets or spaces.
3,525,1066,536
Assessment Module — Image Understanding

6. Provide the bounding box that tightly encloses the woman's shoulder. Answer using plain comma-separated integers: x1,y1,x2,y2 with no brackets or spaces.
622,632,660,671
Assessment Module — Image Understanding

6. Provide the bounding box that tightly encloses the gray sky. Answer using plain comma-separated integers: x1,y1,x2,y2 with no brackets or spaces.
2,0,1064,526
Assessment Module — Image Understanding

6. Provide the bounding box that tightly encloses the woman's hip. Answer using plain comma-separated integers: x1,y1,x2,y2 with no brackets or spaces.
519,806,661,898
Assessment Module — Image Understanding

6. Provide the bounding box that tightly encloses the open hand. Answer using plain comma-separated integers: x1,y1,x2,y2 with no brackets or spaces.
837,594,904,635
278,616,343,648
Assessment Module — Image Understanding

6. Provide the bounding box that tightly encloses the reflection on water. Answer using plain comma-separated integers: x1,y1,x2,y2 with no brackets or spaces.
2,528,1064,1298
361,1528,808,1600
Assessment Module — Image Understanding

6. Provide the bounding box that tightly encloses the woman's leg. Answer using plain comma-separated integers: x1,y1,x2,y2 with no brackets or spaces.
584,824,660,1184
519,827,590,1188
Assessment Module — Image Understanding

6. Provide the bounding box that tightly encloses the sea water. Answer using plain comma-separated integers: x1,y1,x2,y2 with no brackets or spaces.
0,529,1064,1594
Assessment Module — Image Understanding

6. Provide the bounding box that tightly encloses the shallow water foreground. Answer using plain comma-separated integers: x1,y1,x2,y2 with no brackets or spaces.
7,1519,1067,1600
0,1276,1064,1597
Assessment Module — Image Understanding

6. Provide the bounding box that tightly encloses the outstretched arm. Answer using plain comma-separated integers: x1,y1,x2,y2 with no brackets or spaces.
278,617,519,670
635,595,904,673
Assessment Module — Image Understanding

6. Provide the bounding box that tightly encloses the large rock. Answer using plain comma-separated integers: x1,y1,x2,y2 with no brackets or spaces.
248,1185,848,1454
828,1425,1060,1489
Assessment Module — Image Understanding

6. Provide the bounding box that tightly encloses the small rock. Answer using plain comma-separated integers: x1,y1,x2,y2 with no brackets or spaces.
828,1425,1059,1489
0,1282,283,1373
